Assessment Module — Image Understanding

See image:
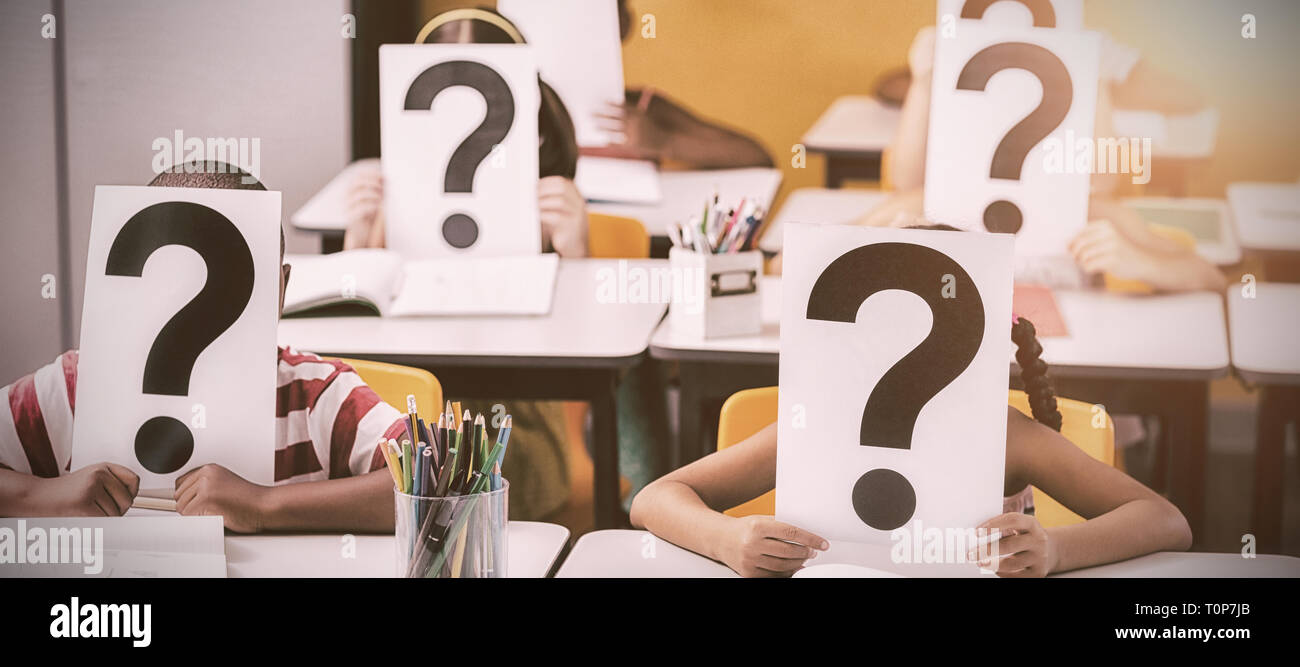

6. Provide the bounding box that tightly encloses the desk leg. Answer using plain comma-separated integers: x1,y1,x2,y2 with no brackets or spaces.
1253,385,1296,552
590,370,622,530
677,364,705,468
1165,381,1209,546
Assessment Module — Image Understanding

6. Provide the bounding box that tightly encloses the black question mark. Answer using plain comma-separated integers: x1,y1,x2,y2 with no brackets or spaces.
105,202,254,474
404,60,516,250
960,0,1057,27
806,243,984,531
956,42,1072,234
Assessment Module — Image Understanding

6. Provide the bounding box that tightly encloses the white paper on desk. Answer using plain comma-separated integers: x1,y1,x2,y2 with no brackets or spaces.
498,0,625,148
74,186,279,488
937,0,1082,30
381,44,540,258
0,516,226,578
575,156,662,204
389,253,559,316
924,23,1098,256
776,223,1012,544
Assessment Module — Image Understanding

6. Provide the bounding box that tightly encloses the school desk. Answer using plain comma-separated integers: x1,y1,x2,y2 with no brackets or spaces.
800,95,901,188
651,280,1229,541
224,522,570,578
554,529,1300,578
113,509,569,577
1227,283,1300,553
757,187,890,254
277,259,670,529
588,167,784,252
290,161,783,255
1226,182,1300,282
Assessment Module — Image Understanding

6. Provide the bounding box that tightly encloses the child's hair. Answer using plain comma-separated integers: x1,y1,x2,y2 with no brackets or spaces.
416,8,580,180
148,160,284,256
907,223,1064,431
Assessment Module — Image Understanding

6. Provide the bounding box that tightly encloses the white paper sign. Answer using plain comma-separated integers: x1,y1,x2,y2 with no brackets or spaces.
924,22,1099,256
937,0,1083,31
776,223,1013,544
73,186,281,488
380,44,540,258
498,0,626,148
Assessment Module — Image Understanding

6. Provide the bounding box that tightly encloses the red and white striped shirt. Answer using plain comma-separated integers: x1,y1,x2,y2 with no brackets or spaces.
0,348,406,484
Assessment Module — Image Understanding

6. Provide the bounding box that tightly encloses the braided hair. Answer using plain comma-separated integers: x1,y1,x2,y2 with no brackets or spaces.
905,224,1064,432
1012,316,1063,432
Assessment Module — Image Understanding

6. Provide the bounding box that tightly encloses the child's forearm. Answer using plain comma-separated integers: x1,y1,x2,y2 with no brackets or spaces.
1141,253,1227,293
1048,498,1192,573
629,480,735,563
888,74,932,192
0,469,44,516
260,470,395,533
667,121,774,169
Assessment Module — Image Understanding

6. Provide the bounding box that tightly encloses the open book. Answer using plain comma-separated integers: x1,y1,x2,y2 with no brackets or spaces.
283,249,560,317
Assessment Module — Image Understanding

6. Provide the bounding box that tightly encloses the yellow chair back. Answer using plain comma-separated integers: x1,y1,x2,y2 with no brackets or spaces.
715,387,1116,527
717,387,779,517
588,213,650,259
1007,389,1114,527
329,357,442,423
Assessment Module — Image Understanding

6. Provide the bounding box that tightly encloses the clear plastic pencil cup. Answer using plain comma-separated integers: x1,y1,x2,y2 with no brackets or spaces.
394,480,508,578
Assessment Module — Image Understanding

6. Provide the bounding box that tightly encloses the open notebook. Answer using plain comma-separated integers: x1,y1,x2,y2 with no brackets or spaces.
283,250,560,317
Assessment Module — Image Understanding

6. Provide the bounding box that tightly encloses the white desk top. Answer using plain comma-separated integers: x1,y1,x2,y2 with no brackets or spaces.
555,529,1299,578
800,95,901,154
652,278,1230,380
588,167,783,237
278,259,668,367
289,161,781,239
1227,282,1300,384
1226,182,1300,252
225,521,569,578
758,187,890,253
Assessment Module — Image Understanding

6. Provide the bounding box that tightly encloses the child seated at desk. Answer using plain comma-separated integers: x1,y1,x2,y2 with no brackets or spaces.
343,7,588,258
0,163,407,533
772,26,1225,294
855,26,1225,293
629,315,1192,577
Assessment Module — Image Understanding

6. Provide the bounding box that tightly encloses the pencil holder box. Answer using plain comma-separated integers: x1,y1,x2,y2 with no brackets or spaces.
669,247,762,339
395,480,508,578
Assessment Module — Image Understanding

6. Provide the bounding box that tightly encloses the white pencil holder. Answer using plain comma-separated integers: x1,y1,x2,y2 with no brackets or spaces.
669,248,762,339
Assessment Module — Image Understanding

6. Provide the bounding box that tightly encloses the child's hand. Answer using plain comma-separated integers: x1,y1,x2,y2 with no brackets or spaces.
719,515,829,577
343,159,385,250
1068,219,1156,283
908,27,937,79
975,513,1058,578
539,176,589,257
174,464,270,533
31,463,139,516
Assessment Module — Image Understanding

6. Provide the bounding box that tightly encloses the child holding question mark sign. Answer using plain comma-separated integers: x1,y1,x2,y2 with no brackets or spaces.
856,21,1224,293
630,224,1191,578
0,162,412,533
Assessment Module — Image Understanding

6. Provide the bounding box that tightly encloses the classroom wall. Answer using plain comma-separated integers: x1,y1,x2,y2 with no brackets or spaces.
0,1,64,381
420,0,1298,206
60,0,352,345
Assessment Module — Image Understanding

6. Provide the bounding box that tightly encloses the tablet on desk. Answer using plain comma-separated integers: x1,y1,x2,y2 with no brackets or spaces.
1123,197,1241,265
